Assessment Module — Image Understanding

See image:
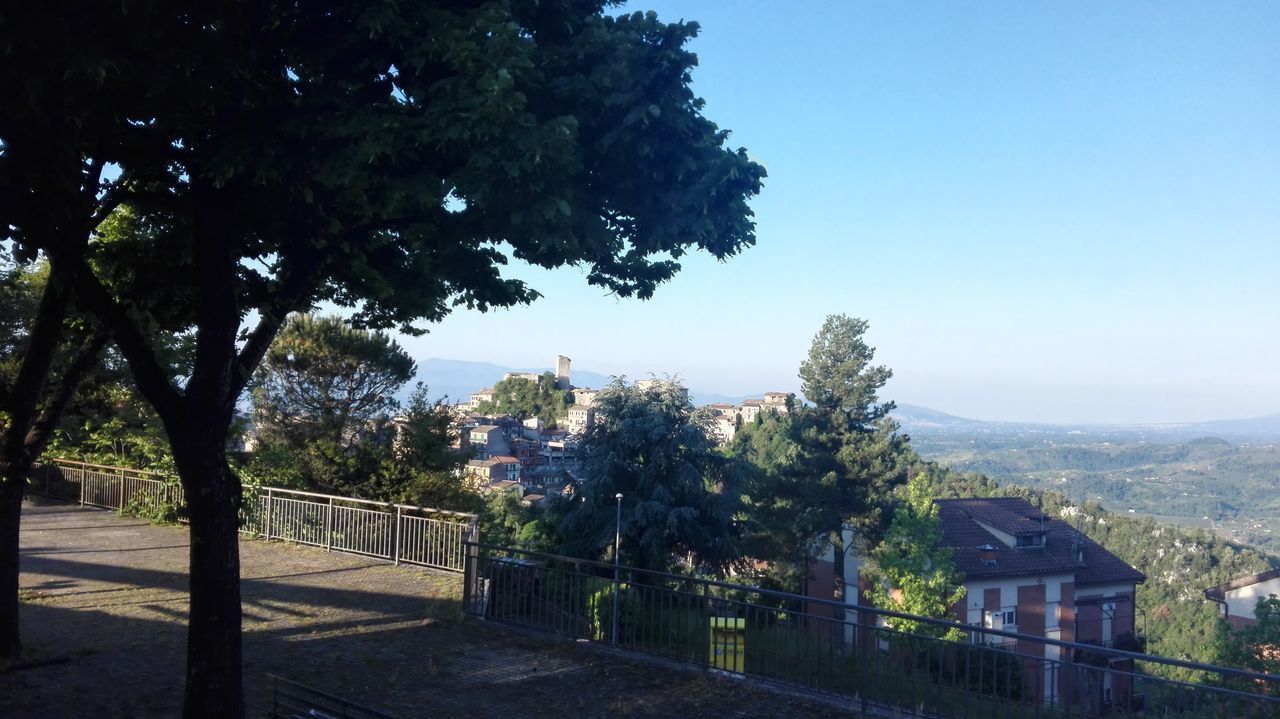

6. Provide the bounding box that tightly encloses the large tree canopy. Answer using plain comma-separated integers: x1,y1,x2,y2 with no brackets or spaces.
253,314,416,449
554,379,739,573
475,372,572,426
1,3,763,716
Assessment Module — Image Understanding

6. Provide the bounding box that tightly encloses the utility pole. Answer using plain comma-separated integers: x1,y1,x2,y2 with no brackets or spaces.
612,492,623,645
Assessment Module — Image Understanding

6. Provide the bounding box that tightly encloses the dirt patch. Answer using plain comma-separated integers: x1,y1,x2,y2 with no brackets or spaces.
5,499,861,718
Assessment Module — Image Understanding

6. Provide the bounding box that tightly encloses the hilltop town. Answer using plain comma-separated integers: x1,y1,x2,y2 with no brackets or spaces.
453,355,794,503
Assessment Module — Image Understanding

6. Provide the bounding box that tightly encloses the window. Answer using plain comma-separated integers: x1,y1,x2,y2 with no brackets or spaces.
1016,533,1045,548
1046,601,1060,630
983,609,1017,630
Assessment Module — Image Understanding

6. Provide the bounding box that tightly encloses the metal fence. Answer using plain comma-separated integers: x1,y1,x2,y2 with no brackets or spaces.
267,674,398,719
254,487,477,571
26,458,478,573
28,458,188,514
463,542,1280,719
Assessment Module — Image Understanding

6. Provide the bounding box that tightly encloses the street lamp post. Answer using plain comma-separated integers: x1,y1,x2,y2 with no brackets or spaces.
611,491,623,645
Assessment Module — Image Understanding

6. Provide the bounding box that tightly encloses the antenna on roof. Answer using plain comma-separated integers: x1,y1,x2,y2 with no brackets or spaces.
1070,506,1086,564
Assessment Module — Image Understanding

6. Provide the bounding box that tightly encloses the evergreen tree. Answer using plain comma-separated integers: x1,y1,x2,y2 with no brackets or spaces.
252,313,416,451
727,410,814,592
554,379,739,573
794,315,909,618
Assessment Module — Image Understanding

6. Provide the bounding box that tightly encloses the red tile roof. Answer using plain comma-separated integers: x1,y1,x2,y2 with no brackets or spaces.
936,498,1145,587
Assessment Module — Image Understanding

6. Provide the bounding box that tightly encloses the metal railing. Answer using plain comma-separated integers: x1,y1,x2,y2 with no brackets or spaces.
28,458,188,514
26,458,478,573
268,674,398,719
254,487,477,571
463,542,1280,718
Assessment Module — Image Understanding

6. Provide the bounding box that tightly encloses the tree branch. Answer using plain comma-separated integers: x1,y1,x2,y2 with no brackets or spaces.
87,169,134,230
231,251,323,399
0,264,71,467
81,156,106,212
55,252,183,419
24,329,110,458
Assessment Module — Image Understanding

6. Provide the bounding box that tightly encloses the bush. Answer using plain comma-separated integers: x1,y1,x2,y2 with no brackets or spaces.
588,582,639,641
120,484,181,524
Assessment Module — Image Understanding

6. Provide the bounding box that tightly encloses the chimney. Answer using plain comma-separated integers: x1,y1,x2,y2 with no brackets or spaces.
556,355,571,391
978,543,997,567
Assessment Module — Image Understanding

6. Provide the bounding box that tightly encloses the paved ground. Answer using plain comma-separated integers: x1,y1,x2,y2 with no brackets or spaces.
3,498,861,718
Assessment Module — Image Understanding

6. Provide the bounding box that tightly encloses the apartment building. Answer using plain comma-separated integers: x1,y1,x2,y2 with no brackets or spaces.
937,498,1145,704
565,404,595,434
467,424,509,459
464,455,522,488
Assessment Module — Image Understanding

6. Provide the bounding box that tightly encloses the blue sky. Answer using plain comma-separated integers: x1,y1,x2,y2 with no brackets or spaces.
397,1,1279,424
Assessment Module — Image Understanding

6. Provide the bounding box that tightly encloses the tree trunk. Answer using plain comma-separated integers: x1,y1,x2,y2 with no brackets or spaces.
171,428,244,719
831,529,846,625
0,266,74,660
0,468,25,659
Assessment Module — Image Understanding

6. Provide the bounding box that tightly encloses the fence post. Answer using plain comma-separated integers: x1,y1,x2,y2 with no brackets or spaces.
79,465,85,506
118,468,126,511
462,539,472,613
264,488,273,541
392,504,401,565
325,497,333,552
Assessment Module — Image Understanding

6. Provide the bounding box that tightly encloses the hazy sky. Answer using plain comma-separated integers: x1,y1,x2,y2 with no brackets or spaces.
396,1,1280,425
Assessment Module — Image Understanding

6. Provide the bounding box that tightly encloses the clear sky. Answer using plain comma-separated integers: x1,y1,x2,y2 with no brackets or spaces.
395,1,1280,424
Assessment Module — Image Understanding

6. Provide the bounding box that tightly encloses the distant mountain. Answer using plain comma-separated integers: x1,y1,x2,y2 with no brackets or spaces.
411,358,517,404
892,403,998,431
1189,413,1280,439
892,403,1280,442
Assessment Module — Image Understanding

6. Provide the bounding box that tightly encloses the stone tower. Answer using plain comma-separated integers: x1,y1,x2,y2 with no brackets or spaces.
556,355,571,390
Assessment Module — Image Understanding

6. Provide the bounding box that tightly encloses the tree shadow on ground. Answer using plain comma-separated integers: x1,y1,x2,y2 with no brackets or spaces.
12,503,857,719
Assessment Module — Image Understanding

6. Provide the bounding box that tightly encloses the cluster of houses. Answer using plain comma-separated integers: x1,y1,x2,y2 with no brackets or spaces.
701,391,793,443
450,355,794,502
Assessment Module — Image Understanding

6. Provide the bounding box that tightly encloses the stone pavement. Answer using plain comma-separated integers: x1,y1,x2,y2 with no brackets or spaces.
4,498,861,718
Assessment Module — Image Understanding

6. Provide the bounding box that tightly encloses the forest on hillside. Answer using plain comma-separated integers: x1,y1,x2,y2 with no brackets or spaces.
916,434,1280,553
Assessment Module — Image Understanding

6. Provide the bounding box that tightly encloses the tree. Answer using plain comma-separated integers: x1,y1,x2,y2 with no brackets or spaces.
864,472,966,639
554,379,739,573
1222,595,1280,688
1,1,192,657
727,410,815,592
0,259,108,658
2,4,763,714
794,315,908,620
474,372,571,426
394,384,468,481
252,314,415,451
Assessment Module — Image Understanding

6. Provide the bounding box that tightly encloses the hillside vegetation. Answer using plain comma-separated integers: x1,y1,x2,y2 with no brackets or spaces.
928,467,1277,675
917,435,1280,552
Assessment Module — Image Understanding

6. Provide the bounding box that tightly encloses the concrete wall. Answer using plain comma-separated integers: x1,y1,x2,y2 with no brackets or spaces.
1225,576,1280,625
